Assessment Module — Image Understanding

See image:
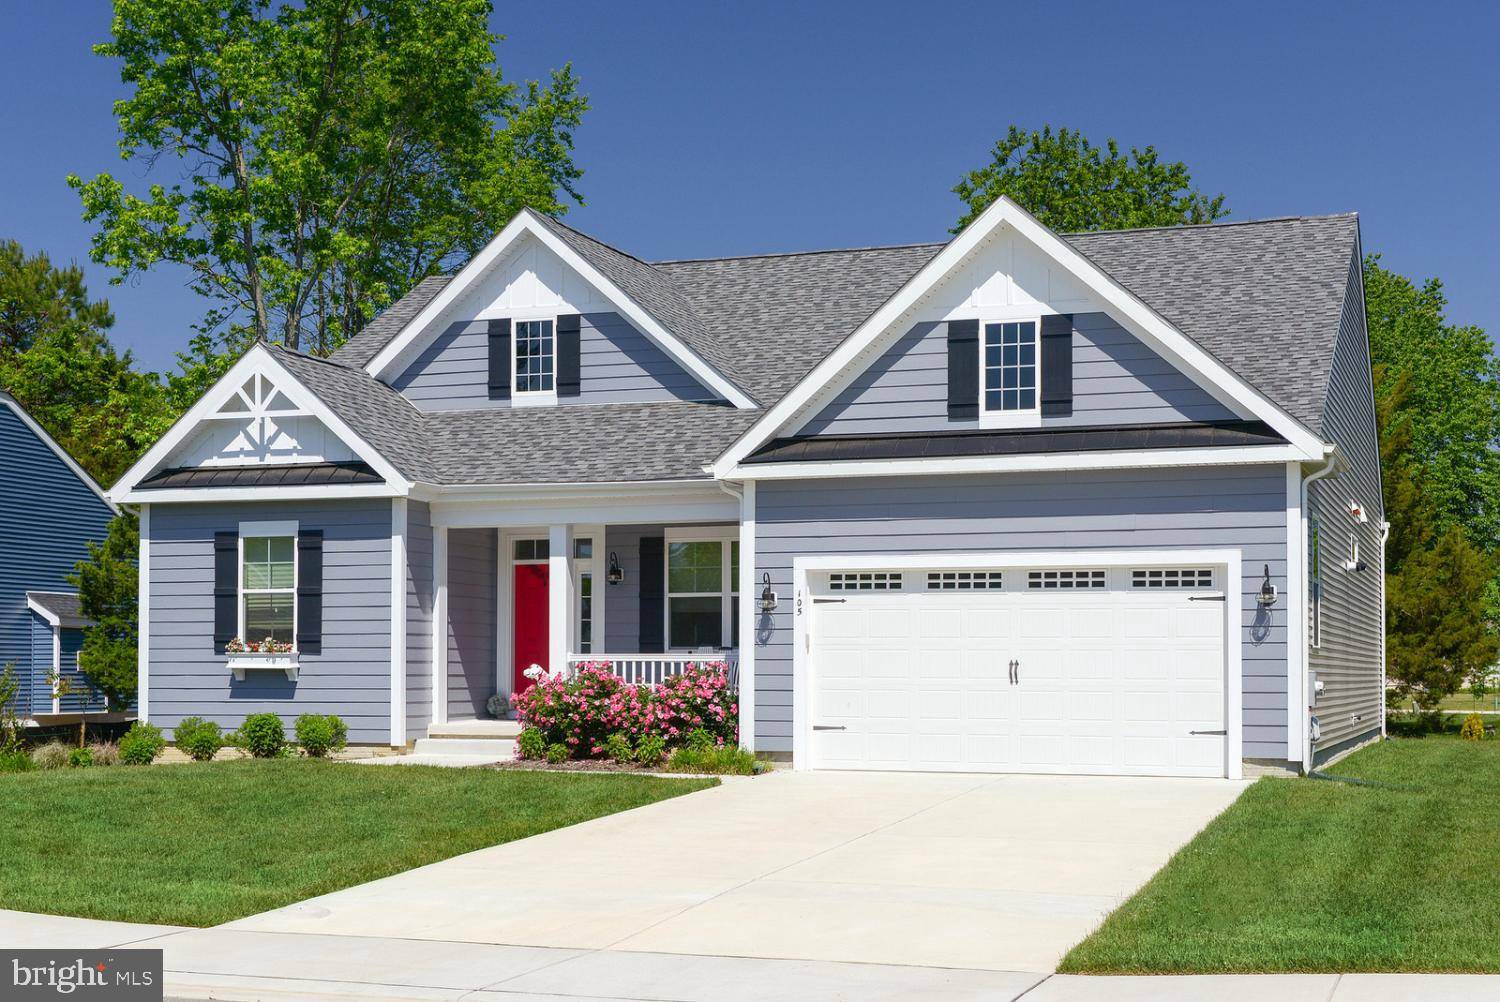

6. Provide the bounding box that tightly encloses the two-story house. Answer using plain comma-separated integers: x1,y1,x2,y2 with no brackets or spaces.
109,196,1383,776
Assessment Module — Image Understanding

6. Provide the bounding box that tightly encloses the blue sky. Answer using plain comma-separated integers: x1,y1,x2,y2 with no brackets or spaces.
2,0,1495,372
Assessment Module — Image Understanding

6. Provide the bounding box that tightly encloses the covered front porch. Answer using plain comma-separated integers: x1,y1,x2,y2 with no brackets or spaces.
420,482,755,738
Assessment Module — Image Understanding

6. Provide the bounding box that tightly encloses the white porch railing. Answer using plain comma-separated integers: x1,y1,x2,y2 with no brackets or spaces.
564,653,739,688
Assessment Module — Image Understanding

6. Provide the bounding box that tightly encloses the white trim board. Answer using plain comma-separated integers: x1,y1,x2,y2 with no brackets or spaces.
790,547,1244,781
363,209,755,409
109,344,411,504
711,195,1326,478
1,392,117,513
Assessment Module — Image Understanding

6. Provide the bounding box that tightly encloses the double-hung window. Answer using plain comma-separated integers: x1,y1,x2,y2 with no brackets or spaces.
513,319,555,400
980,319,1039,426
665,531,739,650
241,531,296,645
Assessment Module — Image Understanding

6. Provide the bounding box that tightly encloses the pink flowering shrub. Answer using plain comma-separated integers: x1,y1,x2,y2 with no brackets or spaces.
511,661,737,760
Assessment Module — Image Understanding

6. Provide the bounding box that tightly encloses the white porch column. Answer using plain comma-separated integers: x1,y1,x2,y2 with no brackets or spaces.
737,482,757,752
389,499,408,747
548,524,572,676
432,524,449,726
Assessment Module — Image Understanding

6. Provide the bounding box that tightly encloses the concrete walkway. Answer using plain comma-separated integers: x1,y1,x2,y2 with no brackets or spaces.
225,769,1247,973
5,911,1500,1001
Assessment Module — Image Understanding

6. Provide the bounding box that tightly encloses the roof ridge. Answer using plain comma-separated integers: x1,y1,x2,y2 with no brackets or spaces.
652,241,948,266
1062,212,1359,239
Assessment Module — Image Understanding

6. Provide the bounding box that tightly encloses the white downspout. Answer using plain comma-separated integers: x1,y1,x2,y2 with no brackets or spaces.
1299,448,1341,772
1380,519,1391,738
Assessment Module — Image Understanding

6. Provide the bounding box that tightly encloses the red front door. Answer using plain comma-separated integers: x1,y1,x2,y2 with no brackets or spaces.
513,562,550,694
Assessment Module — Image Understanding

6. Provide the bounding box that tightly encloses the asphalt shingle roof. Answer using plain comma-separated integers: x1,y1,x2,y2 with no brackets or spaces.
277,212,1359,485
26,591,86,623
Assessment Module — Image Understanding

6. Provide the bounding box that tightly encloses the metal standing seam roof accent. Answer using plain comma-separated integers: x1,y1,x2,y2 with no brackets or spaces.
137,461,384,489
261,213,1360,485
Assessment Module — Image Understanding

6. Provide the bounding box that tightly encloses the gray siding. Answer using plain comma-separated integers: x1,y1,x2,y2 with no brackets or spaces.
753,466,1291,760
447,527,497,719
147,500,393,743
0,403,114,703
405,501,433,740
391,311,715,411
1309,251,1384,754
798,314,1236,436
604,525,659,652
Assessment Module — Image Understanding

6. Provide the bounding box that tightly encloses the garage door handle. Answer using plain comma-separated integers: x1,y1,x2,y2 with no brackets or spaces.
813,725,847,731
1188,595,1226,602
813,598,847,604
1189,729,1227,736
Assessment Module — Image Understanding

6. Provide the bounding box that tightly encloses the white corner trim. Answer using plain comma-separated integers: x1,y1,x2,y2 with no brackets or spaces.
138,504,150,723
432,525,449,728
0,392,117,513
365,209,756,409
390,498,408,747
737,481,757,753
108,344,412,503
710,196,1325,477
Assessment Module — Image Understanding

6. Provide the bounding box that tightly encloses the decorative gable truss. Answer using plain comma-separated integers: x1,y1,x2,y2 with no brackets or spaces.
110,345,409,504
712,196,1330,480
364,208,756,408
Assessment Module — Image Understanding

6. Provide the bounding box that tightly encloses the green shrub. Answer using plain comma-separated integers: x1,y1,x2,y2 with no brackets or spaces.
174,716,224,762
545,742,569,764
516,727,547,760
118,722,167,765
67,747,94,768
0,749,34,773
1461,713,1486,741
237,713,286,758
86,742,118,767
604,732,634,764
294,714,348,758
31,741,71,770
665,744,760,775
685,728,715,753
635,733,666,767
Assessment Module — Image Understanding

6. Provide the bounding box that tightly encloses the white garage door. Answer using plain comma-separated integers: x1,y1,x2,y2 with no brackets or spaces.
809,564,1228,777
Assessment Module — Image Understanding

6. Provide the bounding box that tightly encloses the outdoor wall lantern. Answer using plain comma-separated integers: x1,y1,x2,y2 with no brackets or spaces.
606,551,624,585
1256,564,1278,607
758,572,778,614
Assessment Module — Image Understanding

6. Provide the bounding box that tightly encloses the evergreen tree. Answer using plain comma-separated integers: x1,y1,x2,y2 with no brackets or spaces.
69,512,140,711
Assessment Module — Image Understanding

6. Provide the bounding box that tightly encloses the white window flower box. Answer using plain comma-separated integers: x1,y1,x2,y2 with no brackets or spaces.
227,651,300,681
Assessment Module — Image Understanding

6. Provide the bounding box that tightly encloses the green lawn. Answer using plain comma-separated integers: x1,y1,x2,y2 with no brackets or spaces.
0,760,713,927
1061,736,1500,973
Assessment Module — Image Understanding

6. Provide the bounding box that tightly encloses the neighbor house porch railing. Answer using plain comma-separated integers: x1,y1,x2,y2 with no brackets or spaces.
563,652,739,688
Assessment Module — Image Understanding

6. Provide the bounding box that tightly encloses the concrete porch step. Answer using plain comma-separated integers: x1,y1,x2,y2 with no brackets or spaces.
412,737,517,758
426,719,522,740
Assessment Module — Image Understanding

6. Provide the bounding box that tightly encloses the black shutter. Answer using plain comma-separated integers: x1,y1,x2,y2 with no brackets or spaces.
487,319,511,400
638,536,665,654
946,319,979,420
213,532,238,655
296,530,324,655
1040,313,1074,417
556,314,581,397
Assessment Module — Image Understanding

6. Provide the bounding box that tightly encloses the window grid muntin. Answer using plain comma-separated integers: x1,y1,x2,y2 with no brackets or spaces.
982,321,1038,413
926,570,1004,590
665,537,738,650
1027,569,1106,590
513,319,555,394
828,572,904,591
1130,568,1215,589
241,534,296,644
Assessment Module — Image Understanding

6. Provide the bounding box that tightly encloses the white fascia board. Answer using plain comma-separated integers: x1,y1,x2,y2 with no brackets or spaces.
710,196,1323,477
724,444,1309,482
365,209,756,409
1,392,117,514
117,483,401,505
107,344,410,502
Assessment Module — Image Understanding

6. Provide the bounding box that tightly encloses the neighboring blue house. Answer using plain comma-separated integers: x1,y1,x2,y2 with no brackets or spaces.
0,392,118,721
111,196,1384,777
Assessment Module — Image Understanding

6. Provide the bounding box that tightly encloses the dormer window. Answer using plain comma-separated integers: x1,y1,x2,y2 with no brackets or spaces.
513,319,556,402
979,319,1040,427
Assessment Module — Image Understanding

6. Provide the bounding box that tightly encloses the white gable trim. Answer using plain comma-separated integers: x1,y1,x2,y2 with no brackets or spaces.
711,197,1325,477
1,392,117,513
364,209,756,409
109,345,410,504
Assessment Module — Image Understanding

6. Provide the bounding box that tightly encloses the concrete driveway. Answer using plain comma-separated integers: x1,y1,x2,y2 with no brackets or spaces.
227,769,1246,973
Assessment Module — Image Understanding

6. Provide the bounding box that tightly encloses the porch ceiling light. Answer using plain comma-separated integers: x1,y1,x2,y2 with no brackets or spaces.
759,572,777,613
607,551,624,585
1256,564,1278,607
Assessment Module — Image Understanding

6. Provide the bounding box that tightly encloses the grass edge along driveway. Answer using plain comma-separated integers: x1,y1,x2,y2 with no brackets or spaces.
0,760,715,927
1062,735,1500,973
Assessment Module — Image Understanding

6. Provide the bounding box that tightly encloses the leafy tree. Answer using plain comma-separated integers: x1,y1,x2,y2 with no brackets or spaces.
953,125,1228,232
70,0,588,355
0,240,164,484
69,511,141,712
